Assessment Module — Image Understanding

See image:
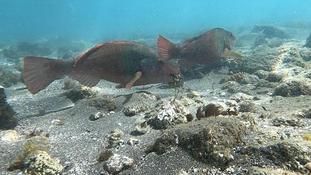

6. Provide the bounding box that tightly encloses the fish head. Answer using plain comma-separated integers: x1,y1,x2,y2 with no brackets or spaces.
223,31,236,50
141,59,181,85
158,59,180,77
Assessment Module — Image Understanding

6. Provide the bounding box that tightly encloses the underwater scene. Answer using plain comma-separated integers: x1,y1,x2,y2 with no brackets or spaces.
1,0,311,174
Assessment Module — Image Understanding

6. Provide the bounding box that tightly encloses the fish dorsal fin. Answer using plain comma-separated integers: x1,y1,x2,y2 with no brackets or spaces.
74,44,105,65
157,35,175,60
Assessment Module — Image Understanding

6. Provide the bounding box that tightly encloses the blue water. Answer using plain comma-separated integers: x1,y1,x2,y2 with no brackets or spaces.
1,0,311,42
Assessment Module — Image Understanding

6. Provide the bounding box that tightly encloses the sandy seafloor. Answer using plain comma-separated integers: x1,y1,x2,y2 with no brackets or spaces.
1,26,311,175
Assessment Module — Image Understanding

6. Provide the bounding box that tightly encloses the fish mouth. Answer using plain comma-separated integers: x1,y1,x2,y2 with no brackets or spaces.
168,73,184,87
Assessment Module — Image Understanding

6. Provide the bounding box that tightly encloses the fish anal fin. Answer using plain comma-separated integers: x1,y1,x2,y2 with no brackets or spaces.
69,71,100,87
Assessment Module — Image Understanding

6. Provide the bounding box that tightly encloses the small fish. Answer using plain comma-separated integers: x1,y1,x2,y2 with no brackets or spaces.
23,41,180,94
157,28,242,68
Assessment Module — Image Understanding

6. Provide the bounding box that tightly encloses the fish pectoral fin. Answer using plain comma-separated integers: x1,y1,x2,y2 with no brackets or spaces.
125,71,142,89
223,49,244,59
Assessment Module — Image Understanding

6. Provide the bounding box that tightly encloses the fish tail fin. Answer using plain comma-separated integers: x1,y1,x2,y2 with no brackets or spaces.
23,56,71,94
157,35,176,60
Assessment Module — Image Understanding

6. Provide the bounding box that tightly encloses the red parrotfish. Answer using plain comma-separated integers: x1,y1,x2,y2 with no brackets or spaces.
23,41,180,94
157,28,241,69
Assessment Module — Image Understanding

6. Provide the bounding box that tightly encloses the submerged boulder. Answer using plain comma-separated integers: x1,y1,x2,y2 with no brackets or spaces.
0,86,17,130
146,96,200,130
273,80,311,97
239,141,311,173
305,33,311,48
228,46,278,73
103,154,134,174
251,25,289,39
123,92,158,116
8,135,64,174
148,117,249,166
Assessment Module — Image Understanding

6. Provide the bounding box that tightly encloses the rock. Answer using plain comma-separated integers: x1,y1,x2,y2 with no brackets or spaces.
196,103,223,118
131,119,150,135
103,154,134,174
251,25,289,39
273,80,311,97
127,138,139,146
304,33,311,48
177,169,189,175
0,130,20,142
186,90,201,98
146,98,191,130
88,96,116,111
8,135,64,174
305,72,311,79
300,48,311,61
221,72,260,85
239,101,255,112
148,117,248,166
254,70,270,79
230,93,254,102
222,81,241,93
253,36,285,48
51,119,64,126
107,129,124,148
25,128,49,138
240,141,311,173
303,134,311,142
64,86,98,102
89,112,105,121
300,109,311,118
305,162,311,172
272,117,303,127
266,72,283,82
253,35,268,47
228,46,279,74
196,102,238,119
0,86,17,130
123,92,158,116
98,149,113,162
248,166,300,175
23,150,64,175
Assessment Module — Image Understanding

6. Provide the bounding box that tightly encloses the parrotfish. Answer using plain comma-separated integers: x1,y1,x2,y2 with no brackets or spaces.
23,41,180,94
157,28,242,69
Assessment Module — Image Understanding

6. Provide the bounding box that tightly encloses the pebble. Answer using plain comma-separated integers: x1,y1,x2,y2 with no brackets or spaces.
51,119,64,126
107,129,124,148
127,138,139,146
230,93,253,102
0,130,20,142
89,112,104,121
103,154,134,174
305,162,311,172
132,119,149,135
